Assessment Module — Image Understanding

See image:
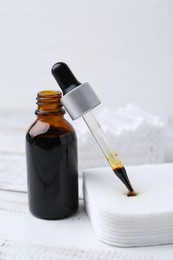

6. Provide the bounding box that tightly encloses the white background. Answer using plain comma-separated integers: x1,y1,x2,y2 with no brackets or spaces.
0,0,173,120
1,3,173,258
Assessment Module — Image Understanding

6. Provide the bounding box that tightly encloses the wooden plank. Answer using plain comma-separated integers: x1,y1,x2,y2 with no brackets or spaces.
0,238,155,260
0,153,27,192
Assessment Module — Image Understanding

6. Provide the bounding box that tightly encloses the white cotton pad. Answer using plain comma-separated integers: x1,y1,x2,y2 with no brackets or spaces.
83,164,173,247
75,105,165,172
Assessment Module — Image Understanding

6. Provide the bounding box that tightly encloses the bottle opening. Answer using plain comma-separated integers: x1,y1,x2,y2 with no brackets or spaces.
37,90,61,98
36,90,65,115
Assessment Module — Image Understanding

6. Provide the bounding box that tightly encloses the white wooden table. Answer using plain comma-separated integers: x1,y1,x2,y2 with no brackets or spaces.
1,111,173,259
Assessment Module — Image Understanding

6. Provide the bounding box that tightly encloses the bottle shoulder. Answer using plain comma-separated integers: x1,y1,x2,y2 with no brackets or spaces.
26,118,76,139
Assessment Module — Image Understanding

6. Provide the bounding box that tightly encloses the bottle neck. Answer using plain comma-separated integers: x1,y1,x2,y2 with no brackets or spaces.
35,90,65,118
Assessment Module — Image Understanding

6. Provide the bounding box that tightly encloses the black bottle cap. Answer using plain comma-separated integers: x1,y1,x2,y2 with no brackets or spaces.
51,62,81,95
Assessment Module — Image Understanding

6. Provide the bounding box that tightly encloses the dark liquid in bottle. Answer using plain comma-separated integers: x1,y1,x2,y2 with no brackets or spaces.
26,126,78,219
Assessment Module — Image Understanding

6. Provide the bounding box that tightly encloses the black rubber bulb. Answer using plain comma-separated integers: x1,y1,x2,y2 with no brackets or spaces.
51,62,81,95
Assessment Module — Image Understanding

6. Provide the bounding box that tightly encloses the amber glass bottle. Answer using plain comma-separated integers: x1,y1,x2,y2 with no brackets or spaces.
26,90,78,219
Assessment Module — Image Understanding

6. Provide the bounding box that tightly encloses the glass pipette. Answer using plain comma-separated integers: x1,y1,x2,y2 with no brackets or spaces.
51,62,136,195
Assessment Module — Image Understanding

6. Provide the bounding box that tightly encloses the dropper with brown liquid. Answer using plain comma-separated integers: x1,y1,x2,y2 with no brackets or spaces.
82,112,136,196
51,62,136,196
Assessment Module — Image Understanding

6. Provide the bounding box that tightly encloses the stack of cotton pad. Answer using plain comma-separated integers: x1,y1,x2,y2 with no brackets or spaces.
73,104,165,171
83,163,173,247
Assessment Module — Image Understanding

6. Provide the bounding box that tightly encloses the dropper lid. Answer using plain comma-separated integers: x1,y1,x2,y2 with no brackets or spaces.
51,62,101,120
51,62,81,94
